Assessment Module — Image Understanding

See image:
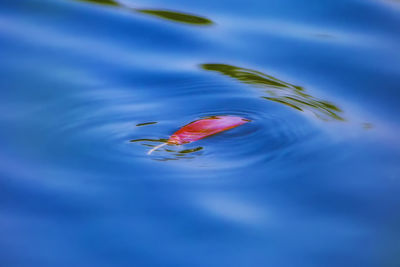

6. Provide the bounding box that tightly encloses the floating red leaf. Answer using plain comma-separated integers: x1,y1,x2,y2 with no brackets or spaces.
147,115,250,155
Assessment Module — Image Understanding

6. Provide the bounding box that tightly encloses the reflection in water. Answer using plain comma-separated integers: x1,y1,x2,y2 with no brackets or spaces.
130,138,168,143
362,122,374,130
201,64,344,121
74,0,213,26
136,122,158,127
135,9,213,25
77,0,121,6
175,147,204,153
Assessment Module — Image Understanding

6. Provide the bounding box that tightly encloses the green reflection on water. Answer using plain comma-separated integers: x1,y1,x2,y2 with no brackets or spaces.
178,147,204,153
73,0,213,26
136,9,213,25
201,63,344,121
130,138,167,143
362,122,373,130
136,122,158,127
76,0,121,6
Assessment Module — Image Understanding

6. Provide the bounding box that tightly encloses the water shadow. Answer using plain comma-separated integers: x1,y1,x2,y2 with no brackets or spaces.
74,0,213,26
201,63,344,121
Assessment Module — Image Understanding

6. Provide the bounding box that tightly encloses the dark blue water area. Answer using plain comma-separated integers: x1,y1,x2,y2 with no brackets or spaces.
1,0,400,266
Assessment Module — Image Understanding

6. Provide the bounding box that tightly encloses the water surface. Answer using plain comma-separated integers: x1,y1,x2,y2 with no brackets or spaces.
1,0,400,266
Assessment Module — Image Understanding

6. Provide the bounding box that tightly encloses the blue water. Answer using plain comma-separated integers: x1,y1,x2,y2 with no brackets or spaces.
1,0,400,266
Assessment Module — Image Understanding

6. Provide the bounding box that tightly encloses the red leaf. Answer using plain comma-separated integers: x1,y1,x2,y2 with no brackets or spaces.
147,115,250,155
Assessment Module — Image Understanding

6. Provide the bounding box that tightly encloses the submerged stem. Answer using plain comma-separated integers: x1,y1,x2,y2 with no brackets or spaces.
147,143,168,155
